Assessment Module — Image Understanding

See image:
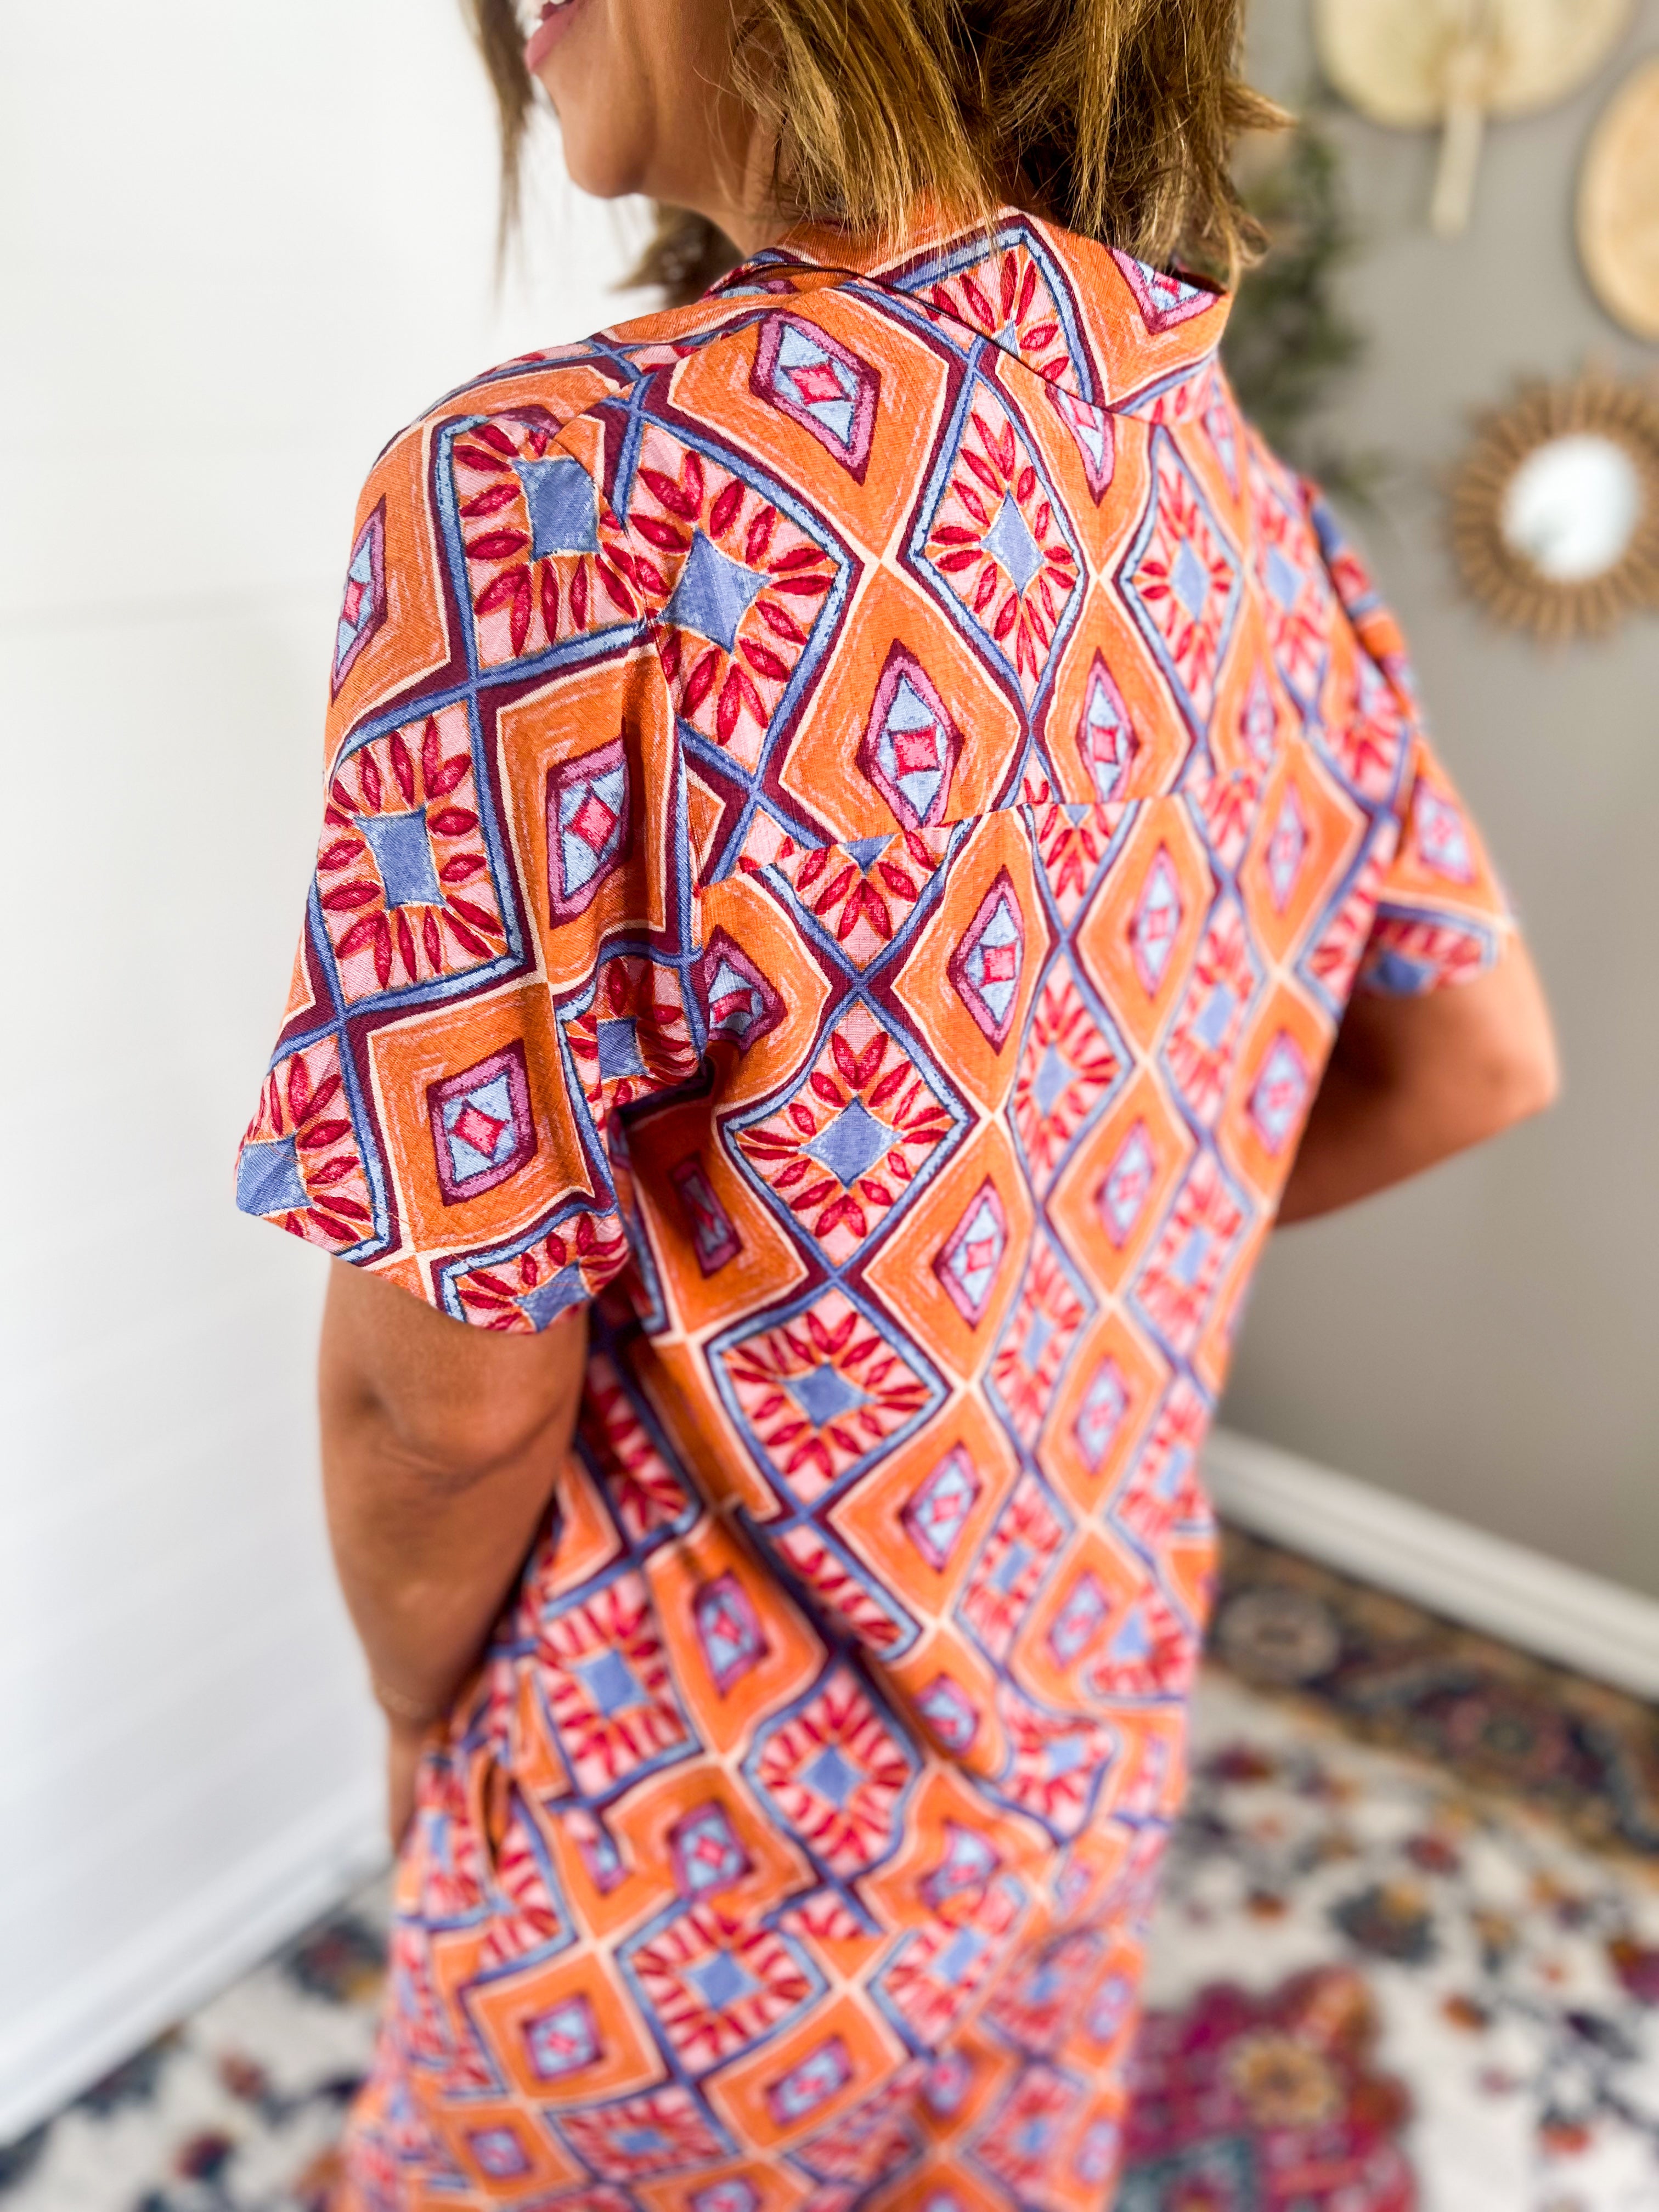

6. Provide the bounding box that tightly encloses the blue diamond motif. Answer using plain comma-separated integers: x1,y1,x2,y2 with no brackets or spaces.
1172,537,1211,620
1032,1042,1073,1120
1266,544,1303,609
776,324,857,445
1081,674,1136,799
1192,982,1237,1051
1045,1730,1091,1775
983,494,1043,595
1023,1311,1055,1374
939,1194,1006,1321
674,1804,748,1893
903,1451,979,1570
803,1745,860,1806
691,1951,761,2010
577,1649,640,1715
1107,1605,1152,1661
442,1073,516,1180
517,1266,585,1328
1076,1359,1130,1471
665,531,768,653
523,1997,600,2079
964,898,1022,1027
470,2128,531,2179
517,454,600,560
878,675,949,822
937,1927,988,1985
355,809,442,910
804,1097,890,1187
597,1018,646,1079
707,958,767,1040
992,1538,1034,1596
787,1365,867,1429
236,1135,308,1217
337,535,377,667
1171,1228,1212,1286
559,764,625,890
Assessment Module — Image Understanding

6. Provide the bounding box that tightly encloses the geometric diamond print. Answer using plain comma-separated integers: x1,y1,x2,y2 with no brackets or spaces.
537,1574,689,1799
719,1286,938,1503
1118,429,1242,736
919,385,1082,705
332,499,386,694
236,200,1521,2211
548,736,630,922
1096,1119,1159,1249
752,313,880,479
1013,965,1124,1187
1133,1153,1249,1360
734,1007,957,1264
625,1906,817,2075
427,1041,536,1204
1163,901,1260,1128
934,1178,1009,1327
901,1444,983,1571
1254,465,1333,713
749,1668,915,1878
1248,1030,1314,1156
1076,654,1139,801
990,1238,1089,1449
960,1471,1068,1664
948,871,1026,1048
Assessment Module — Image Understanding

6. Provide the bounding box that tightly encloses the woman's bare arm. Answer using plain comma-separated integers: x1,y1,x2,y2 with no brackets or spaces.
1278,938,1559,1225
317,1266,588,1839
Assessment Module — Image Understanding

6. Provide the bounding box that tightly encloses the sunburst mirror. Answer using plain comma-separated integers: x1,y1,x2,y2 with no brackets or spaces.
1447,371,1659,641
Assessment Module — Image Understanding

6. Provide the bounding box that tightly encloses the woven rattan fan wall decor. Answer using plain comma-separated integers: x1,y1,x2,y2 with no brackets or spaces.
1448,370,1659,641
1314,0,1631,235
1579,55,1659,341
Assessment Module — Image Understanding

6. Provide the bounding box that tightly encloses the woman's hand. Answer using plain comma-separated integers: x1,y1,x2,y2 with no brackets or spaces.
386,1716,427,1854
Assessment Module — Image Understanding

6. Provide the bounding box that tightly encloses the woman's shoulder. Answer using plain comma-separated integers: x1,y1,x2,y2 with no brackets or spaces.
379,279,832,463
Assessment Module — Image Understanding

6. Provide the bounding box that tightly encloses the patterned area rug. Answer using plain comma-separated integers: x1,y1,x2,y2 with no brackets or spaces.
4,1533,1657,2211
1212,1530,1659,1860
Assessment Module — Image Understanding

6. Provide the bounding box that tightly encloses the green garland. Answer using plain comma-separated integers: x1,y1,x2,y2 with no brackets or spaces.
1222,107,1376,501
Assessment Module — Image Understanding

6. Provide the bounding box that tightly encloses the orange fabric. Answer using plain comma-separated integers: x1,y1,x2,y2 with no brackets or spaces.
236,210,1511,2210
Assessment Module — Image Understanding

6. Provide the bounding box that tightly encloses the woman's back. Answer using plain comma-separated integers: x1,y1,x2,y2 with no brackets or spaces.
236,206,1514,2203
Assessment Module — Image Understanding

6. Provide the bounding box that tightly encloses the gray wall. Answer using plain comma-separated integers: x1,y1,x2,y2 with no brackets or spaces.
1222,3,1659,1595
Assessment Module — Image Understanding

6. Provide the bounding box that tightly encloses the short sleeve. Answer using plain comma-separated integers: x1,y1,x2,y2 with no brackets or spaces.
1307,492,1516,1000
233,401,702,1330
1357,728,1514,995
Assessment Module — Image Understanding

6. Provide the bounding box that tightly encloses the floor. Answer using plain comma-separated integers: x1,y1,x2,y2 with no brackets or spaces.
4,1531,1657,2212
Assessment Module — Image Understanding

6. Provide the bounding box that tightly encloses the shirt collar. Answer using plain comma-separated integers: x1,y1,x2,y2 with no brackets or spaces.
710,204,1232,412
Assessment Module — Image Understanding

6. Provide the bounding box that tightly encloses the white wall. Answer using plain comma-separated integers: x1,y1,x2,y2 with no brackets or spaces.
0,1,637,2139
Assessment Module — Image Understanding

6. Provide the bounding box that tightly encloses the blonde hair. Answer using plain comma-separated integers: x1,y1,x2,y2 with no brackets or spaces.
466,0,1280,304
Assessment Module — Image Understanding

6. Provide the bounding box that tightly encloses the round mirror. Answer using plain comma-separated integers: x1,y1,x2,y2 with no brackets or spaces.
1500,433,1643,581
1448,371,1659,642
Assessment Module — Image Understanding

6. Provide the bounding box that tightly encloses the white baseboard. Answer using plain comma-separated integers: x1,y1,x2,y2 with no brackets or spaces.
0,1780,387,2147
1203,1425,1659,1702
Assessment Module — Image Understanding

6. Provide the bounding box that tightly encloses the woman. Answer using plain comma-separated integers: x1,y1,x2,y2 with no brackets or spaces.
235,0,1557,2199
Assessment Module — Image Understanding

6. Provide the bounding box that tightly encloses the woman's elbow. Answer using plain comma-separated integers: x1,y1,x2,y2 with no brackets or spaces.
1467,980,1561,1138
1503,1025,1561,1124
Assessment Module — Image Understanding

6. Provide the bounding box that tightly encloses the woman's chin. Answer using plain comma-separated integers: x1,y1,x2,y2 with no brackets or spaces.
552,136,651,204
